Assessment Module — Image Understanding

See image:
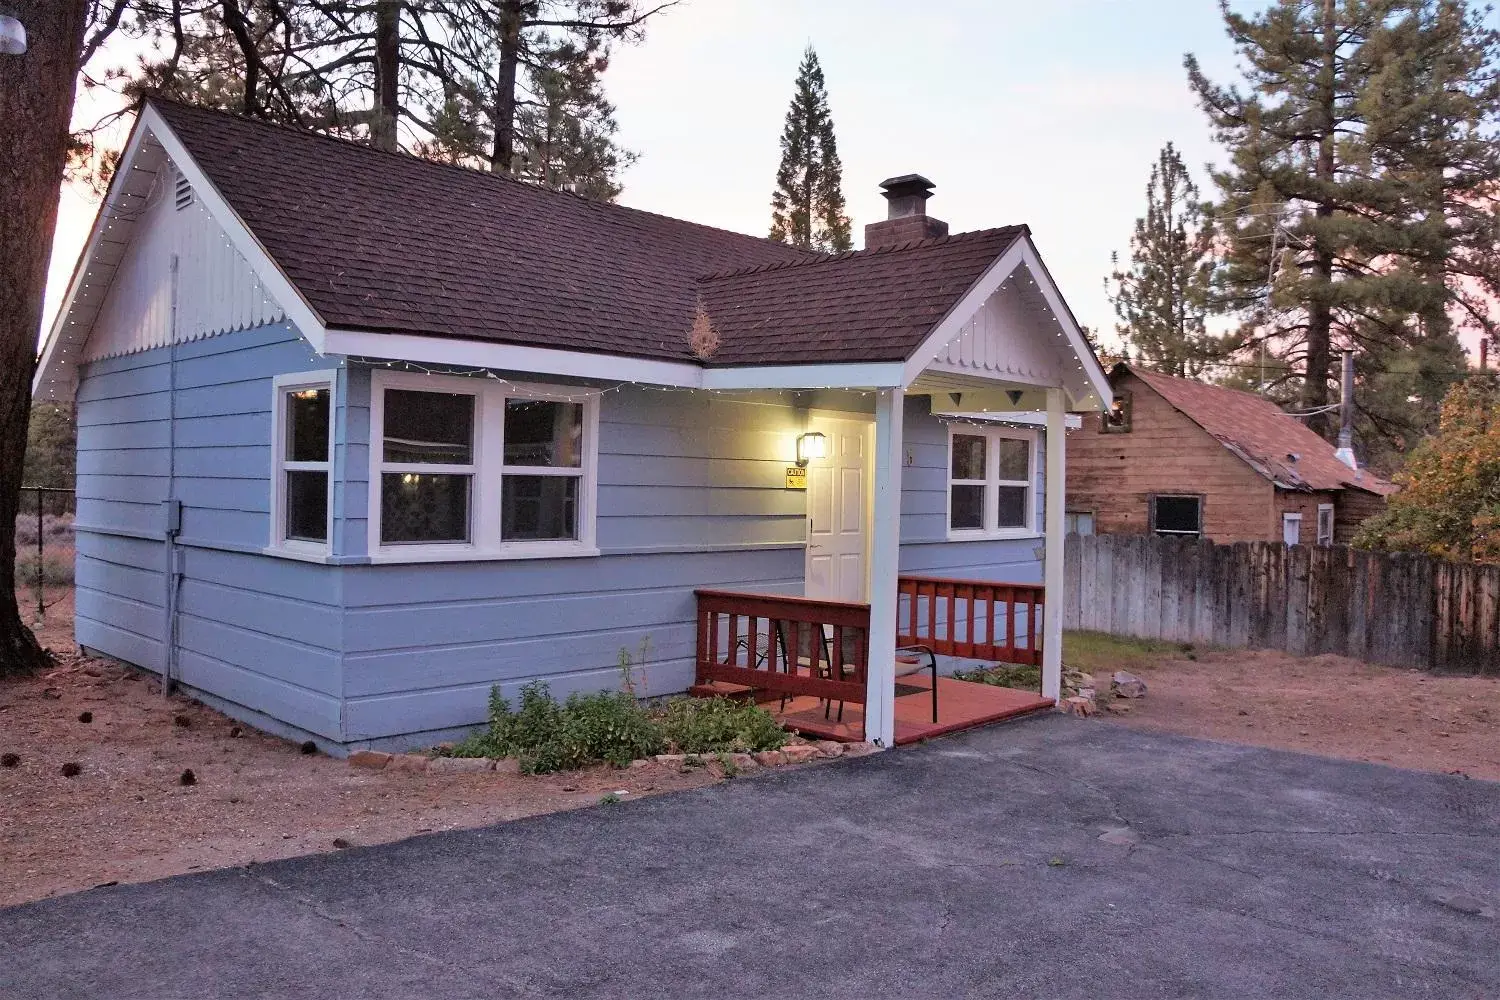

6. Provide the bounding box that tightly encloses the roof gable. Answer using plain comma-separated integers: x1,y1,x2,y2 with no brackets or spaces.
1124,365,1394,494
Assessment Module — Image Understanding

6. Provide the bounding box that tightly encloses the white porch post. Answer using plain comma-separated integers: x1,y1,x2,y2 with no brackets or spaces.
865,388,903,746
1042,387,1066,702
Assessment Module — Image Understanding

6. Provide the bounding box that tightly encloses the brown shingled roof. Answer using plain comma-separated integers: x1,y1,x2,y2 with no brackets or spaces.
1125,365,1395,495
153,100,1031,369
701,226,1027,365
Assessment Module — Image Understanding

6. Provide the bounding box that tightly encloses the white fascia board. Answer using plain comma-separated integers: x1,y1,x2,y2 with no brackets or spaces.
33,114,158,399
899,237,1028,390
1018,239,1113,409
701,362,904,390
139,104,329,351
933,410,1083,430
322,328,704,386
323,328,906,390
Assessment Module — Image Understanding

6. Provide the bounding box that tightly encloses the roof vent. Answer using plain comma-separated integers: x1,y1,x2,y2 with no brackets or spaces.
174,168,193,211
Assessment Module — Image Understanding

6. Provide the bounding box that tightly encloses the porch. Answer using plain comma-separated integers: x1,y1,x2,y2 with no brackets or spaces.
691,577,1054,745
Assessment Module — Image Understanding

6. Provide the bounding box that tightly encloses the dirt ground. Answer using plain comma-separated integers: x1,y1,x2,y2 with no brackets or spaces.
1067,634,1500,783
0,588,722,907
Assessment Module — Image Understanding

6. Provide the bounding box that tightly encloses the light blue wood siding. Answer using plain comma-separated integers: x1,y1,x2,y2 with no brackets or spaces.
898,395,1045,585
338,385,817,740
74,322,346,739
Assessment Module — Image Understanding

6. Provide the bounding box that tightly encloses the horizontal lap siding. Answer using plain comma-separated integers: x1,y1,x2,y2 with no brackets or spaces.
898,395,1045,584
74,321,345,738
341,548,803,740
341,389,823,739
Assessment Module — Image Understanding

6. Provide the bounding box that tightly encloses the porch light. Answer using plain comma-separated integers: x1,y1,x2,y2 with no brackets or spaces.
795,431,827,468
0,14,25,55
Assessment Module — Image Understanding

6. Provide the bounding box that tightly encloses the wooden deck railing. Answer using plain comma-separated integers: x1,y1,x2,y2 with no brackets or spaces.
896,575,1045,665
694,589,870,705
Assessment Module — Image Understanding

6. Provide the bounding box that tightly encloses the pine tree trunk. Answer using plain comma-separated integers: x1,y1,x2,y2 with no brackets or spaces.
1302,0,1338,437
490,0,523,174
370,0,400,151
0,0,89,676
220,1,259,115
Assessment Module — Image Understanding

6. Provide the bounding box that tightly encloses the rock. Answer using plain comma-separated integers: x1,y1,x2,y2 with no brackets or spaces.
628,758,652,770
435,742,456,752
1102,700,1132,714
753,750,787,767
347,750,392,770
1111,671,1148,699
842,741,880,758
428,756,493,773
42,687,62,700
492,757,521,775
654,754,685,765
1077,687,1097,702
781,744,820,764
813,741,846,758
728,753,759,771
390,753,431,773
1060,696,1096,717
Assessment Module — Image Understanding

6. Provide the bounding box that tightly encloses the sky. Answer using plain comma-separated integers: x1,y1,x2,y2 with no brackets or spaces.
47,0,1245,346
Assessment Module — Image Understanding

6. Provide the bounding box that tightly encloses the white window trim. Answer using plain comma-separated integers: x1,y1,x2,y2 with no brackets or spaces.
366,369,600,563
1283,511,1303,546
945,424,1040,541
1317,503,1335,546
267,370,338,558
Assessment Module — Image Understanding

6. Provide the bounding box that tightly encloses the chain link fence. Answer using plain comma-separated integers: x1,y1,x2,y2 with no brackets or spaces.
16,486,76,622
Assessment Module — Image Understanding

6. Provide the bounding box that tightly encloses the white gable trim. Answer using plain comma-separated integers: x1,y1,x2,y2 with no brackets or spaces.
136,105,328,348
898,236,1111,408
34,105,330,401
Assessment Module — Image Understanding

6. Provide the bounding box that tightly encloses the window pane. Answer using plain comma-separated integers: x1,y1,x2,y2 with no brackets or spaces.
502,475,579,541
1154,496,1201,534
286,387,329,462
950,484,985,530
996,438,1029,481
285,470,328,542
951,435,986,480
996,485,1028,528
380,473,470,543
383,390,473,465
504,400,583,467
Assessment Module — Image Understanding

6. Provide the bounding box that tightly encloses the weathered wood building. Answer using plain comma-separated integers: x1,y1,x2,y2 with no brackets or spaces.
1065,364,1393,546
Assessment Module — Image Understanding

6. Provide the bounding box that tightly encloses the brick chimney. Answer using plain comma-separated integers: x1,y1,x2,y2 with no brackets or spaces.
863,174,948,249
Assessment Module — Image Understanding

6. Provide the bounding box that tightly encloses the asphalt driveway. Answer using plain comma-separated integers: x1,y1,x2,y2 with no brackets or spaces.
3,716,1497,999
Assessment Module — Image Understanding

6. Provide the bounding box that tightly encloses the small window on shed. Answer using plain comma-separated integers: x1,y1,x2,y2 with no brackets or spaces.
1317,504,1334,546
1100,392,1131,433
1151,495,1201,537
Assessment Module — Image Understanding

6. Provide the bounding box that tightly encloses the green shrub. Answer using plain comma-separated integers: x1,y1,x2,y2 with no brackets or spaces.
656,696,788,754
449,683,788,773
952,662,1042,691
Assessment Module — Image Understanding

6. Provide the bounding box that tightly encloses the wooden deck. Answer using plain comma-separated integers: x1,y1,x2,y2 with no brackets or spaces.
772,675,1053,746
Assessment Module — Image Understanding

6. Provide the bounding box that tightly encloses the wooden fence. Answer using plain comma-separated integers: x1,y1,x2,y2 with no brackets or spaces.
1063,533,1500,674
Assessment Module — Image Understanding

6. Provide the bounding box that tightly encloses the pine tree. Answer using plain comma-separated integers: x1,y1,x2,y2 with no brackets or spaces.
1186,0,1499,446
769,46,851,253
1106,143,1220,377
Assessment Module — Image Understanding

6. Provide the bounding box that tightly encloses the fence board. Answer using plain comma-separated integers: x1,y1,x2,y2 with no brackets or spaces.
1062,532,1500,673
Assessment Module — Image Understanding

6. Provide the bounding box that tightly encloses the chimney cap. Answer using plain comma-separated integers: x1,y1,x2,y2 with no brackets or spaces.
879,174,936,201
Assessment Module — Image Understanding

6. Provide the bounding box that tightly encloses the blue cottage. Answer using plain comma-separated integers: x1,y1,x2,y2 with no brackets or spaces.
35,100,1110,751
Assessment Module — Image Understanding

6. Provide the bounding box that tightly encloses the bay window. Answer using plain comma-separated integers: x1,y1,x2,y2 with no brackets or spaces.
947,424,1037,539
369,371,597,560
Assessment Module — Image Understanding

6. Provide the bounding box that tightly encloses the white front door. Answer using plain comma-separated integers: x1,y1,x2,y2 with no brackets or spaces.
1282,512,1302,546
805,416,871,603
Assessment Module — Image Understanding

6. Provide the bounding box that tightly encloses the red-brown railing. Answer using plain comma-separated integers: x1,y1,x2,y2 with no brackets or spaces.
897,575,1045,665
694,589,870,705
